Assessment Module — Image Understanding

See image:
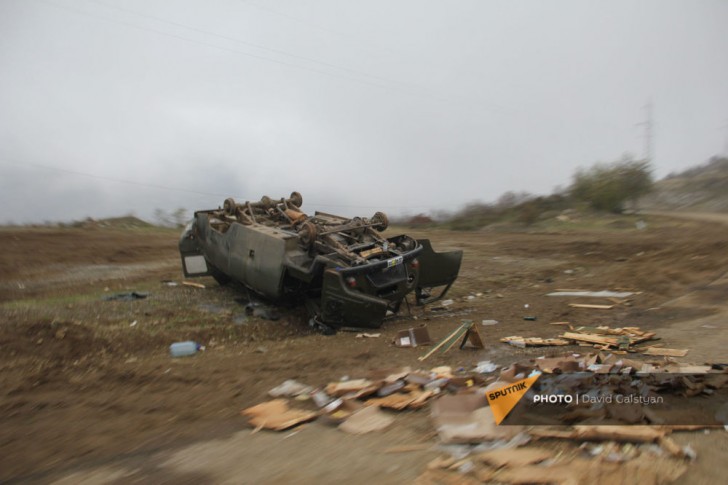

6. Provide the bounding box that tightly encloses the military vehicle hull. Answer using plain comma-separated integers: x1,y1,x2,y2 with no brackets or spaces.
179,193,462,330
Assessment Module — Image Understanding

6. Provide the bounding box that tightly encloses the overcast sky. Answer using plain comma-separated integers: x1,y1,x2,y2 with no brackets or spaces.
1,0,727,224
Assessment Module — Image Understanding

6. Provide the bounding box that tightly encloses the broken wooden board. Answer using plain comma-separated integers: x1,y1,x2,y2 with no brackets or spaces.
531,425,666,443
493,456,686,485
338,405,393,434
568,303,614,309
325,379,376,397
561,332,620,346
241,399,317,431
418,321,472,361
642,347,689,357
477,447,553,468
365,391,424,410
548,290,634,298
662,364,712,374
182,281,206,289
501,336,570,348
459,324,485,349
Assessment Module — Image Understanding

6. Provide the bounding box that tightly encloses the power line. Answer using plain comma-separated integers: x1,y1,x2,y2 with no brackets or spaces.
37,0,509,114
239,0,407,57
0,159,433,210
87,0,404,87
2,159,236,198
37,0,391,90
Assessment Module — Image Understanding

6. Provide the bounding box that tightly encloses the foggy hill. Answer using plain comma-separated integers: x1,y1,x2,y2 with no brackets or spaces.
639,156,728,212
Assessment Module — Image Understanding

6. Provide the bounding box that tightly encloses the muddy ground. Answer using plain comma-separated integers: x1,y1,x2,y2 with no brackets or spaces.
1,214,727,484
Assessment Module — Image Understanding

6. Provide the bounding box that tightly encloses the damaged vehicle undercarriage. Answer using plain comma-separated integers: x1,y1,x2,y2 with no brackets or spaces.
179,192,462,332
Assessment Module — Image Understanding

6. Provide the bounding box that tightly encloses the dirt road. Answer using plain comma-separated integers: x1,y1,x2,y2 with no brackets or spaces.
1,213,727,484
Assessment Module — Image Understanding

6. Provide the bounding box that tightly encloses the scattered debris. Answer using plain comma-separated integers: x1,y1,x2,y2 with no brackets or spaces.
642,347,689,357
474,361,498,373
523,316,537,321
477,446,552,468
568,303,615,309
501,336,570,348
481,319,499,326
241,399,317,431
394,326,432,347
560,326,657,350
169,340,201,357
338,405,394,434
548,290,634,298
102,291,149,301
268,380,314,398
325,379,376,397
431,394,524,444
419,321,483,361
182,281,206,289
530,425,665,443
355,332,381,338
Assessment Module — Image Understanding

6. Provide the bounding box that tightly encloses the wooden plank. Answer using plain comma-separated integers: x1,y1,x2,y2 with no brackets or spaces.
568,303,614,309
418,322,470,361
562,332,619,346
182,281,206,289
459,325,485,349
441,325,471,353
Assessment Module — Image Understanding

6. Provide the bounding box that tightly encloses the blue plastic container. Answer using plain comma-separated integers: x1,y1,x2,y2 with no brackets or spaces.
169,341,201,357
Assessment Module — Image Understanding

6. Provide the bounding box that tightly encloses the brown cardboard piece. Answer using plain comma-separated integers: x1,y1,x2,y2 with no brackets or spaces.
534,356,583,373
394,325,432,347
241,399,317,431
458,324,485,349
325,379,376,397
338,405,394,434
431,394,524,443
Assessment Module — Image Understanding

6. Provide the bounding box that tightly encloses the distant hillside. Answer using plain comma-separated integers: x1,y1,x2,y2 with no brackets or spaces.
639,156,728,212
71,216,154,229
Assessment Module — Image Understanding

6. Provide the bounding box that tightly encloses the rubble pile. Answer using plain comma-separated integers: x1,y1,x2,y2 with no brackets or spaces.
241,349,727,484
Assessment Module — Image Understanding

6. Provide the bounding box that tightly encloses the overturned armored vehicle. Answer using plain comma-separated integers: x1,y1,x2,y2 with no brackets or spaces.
179,192,462,331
